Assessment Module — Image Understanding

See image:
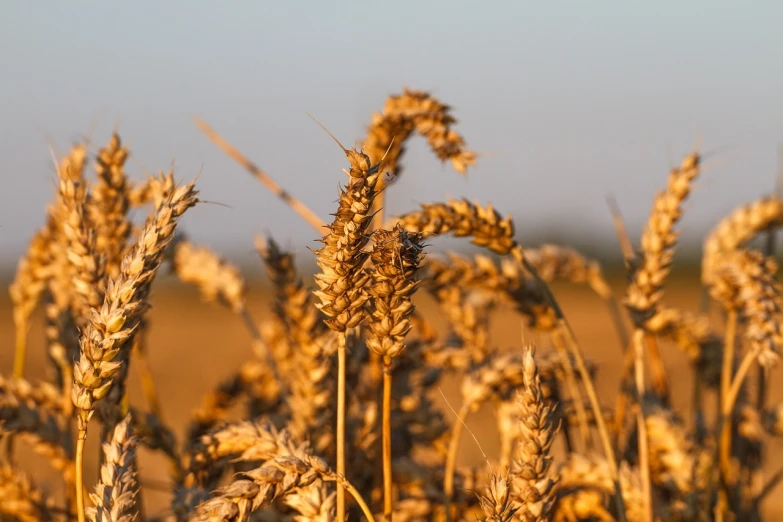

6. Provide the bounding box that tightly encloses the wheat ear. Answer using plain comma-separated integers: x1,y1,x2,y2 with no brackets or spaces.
366,225,424,519
312,130,381,521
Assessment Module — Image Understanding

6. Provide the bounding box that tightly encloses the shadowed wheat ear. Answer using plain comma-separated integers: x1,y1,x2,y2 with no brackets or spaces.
185,421,375,522
553,454,644,522
88,133,131,280
0,376,74,485
0,462,54,522
256,236,336,453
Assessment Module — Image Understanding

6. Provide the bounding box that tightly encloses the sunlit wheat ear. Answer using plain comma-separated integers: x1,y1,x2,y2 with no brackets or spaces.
702,196,783,286
186,421,374,522
169,237,247,313
711,249,783,370
479,475,517,522
312,143,379,333
86,415,140,522
72,179,199,422
363,88,477,182
508,347,559,522
625,150,700,329
9,224,53,377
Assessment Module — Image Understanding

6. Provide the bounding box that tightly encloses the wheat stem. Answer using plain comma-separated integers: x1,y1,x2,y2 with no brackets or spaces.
644,333,670,405
720,309,738,486
75,430,86,522
443,402,469,521
633,330,653,522
334,474,376,522
551,327,593,451
13,327,27,379
336,332,347,522
382,357,393,521
560,322,628,522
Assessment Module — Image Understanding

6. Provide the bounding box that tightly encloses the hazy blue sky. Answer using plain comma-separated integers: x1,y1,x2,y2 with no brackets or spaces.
2,2,782,270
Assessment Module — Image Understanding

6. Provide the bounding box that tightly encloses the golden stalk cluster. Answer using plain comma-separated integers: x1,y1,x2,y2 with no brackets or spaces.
3,88,783,522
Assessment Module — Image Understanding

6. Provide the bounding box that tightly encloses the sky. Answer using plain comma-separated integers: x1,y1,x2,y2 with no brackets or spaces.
1,1,782,272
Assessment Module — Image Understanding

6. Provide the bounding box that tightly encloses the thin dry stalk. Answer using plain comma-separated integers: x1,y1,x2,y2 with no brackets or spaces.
194,117,324,230
551,327,593,452
720,310,738,487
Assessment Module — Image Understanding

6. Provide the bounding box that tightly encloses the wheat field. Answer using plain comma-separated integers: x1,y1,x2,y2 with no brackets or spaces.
2,89,783,522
